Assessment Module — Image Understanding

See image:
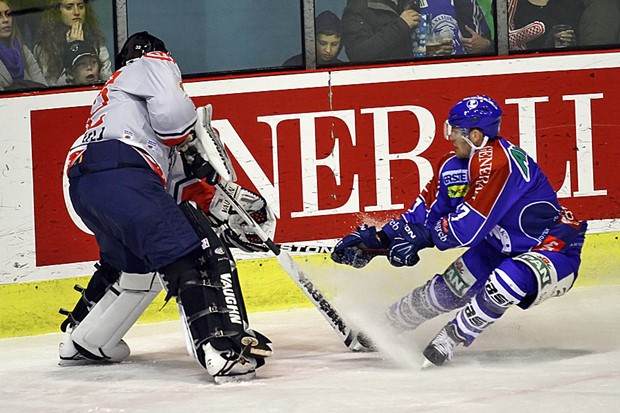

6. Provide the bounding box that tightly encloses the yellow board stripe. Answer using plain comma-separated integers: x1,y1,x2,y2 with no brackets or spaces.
0,255,330,338
0,233,617,338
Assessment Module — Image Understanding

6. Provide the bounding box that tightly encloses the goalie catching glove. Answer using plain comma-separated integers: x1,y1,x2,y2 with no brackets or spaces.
208,182,276,252
179,104,236,184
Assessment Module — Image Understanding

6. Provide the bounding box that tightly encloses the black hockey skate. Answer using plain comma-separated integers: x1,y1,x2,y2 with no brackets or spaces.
422,323,465,368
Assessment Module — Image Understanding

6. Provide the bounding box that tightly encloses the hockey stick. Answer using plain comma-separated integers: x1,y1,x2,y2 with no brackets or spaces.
278,243,334,254
215,182,369,351
279,243,388,257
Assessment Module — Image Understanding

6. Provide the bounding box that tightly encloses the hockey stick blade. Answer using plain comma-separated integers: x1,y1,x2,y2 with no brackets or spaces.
215,183,366,351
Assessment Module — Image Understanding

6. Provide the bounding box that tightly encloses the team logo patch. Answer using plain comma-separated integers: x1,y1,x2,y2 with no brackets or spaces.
466,98,479,110
447,184,468,198
472,146,493,199
509,144,531,182
442,257,476,297
122,129,133,140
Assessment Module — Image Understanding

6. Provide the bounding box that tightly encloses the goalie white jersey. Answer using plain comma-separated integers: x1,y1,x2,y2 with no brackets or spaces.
72,51,197,182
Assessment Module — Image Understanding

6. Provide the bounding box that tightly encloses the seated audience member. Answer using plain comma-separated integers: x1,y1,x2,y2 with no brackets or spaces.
0,0,47,90
63,40,100,85
34,0,111,86
413,0,493,56
284,10,345,67
508,0,582,50
450,0,493,54
342,0,419,62
342,0,491,64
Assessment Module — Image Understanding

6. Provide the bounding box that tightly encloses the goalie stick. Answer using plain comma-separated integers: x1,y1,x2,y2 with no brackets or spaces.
192,104,370,350
215,182,371,351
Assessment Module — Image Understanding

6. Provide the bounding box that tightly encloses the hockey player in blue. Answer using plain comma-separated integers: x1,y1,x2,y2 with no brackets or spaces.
332,95,587,366
59,32,276,382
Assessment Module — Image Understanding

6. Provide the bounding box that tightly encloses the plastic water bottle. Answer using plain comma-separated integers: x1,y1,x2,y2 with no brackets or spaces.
412,13,431,57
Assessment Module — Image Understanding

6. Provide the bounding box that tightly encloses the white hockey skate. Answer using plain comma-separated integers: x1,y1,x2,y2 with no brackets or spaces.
58,328,130,366
422,323,465,368
203,343,258,384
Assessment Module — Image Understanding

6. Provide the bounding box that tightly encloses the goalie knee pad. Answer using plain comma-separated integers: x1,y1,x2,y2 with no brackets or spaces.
61,272,162,363
163,202,272,378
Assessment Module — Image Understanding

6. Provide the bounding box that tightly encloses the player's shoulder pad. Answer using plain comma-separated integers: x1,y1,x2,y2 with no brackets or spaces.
142,51,176,64
137,51,182,78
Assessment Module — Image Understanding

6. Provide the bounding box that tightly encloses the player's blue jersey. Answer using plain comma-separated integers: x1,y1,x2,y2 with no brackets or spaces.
401,137,586,255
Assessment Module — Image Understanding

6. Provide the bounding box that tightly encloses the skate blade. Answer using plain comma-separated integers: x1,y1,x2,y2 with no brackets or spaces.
213,370,256,384
249,347,273,357
58,357,111,367
421,358,437,370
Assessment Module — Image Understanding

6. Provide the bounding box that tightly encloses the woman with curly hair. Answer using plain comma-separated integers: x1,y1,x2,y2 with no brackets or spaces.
0,0,46,90
34,0,111,85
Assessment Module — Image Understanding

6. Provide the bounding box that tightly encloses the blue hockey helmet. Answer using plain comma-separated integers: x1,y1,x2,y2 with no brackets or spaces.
115,31,168,69
446,95,502,139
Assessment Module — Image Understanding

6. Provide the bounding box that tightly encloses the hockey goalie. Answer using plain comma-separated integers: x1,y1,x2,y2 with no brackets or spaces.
58,32,275,383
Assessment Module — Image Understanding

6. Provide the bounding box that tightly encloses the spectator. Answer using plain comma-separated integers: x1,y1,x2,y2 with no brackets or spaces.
342,0,419,63
0,0,46,90
284,10,345,67
63,39,99,85
342,0,491,64
34,0,111,85
578,0,620,47
508,0,582,51
451,0,493,54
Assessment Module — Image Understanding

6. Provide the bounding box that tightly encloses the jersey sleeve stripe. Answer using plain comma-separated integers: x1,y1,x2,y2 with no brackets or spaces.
154,122,195,146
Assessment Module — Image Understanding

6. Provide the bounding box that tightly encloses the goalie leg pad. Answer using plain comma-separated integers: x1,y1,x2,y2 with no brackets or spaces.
62,272,161,362
163,202,270,378
60,262,121,332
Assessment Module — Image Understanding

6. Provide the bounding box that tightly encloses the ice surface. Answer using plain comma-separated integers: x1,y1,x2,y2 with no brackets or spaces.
1,283,620,413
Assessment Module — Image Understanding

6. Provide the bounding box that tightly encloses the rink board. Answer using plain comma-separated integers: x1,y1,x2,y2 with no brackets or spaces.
1,50,620,337
0,231,617,338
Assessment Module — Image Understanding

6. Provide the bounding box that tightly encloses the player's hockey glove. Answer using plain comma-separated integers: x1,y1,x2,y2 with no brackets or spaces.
381,218,433,267
331,225,389,269
178,132,220,184
208,182,276,253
